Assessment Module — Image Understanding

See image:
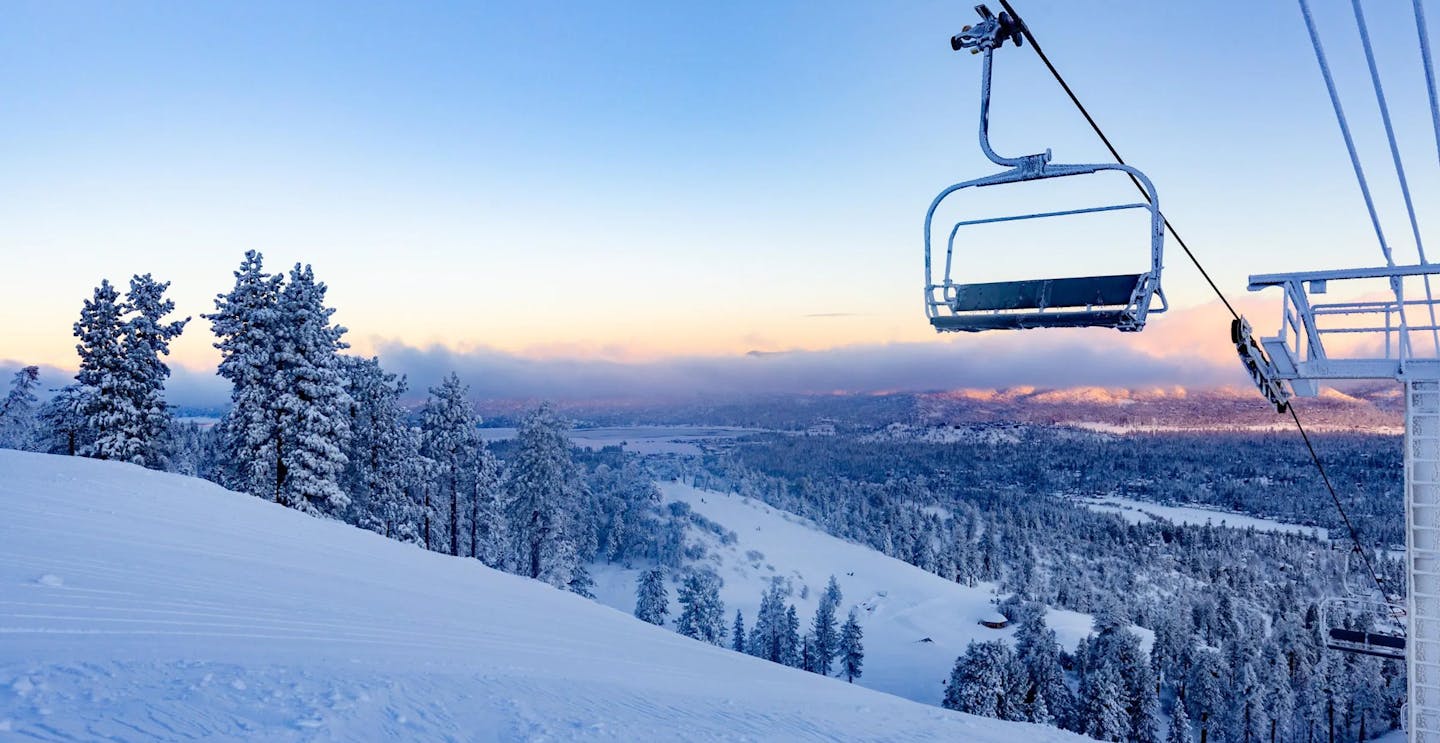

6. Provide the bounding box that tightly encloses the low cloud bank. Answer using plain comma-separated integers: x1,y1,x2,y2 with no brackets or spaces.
3,307,1254,408
369,335,1248,402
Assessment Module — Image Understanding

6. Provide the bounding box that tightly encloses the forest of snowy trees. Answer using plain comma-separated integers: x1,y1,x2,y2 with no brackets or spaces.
683,431,1406,742
0,251,1411,741
0,253,688,598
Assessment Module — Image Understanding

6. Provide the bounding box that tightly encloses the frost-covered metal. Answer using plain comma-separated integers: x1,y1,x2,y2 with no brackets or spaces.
924,5,1167,333
1239,265,1440,741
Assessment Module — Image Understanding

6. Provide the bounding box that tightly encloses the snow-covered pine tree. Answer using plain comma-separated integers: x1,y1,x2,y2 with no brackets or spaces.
38,384,89,455
943,640,1023,720
421,372,480,556
732,610,746,653
675,571,726,645
1167,696,1193,743
470,444,504,567
1014,608,1072,726
810,575,842,676
119,274,189,469
504,403,582,588
0,366,41,450
634,567,669,626
1079,663,1128,742
1260,646,1294,743
269,264,351,514
838,609,864,682
748,583,790,662
780,604,801,668
73,279,131,461
341,356,420,539
1186,647,1228,743
205,251,284,498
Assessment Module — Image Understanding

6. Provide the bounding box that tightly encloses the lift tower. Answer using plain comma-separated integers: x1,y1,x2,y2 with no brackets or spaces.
1238,267,1440,740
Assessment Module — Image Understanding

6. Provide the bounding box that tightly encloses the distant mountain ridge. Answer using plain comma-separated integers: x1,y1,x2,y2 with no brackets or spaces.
475,384,1404,432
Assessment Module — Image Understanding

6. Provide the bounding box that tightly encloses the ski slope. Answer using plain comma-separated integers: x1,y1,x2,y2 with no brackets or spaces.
592,482,1131,708
0,451,1089,742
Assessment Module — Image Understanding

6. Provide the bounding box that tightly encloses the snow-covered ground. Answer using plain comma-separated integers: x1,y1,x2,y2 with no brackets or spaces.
478,425,759,455
1078,495,1326,539
592,482,1137,708
0,450,1089,742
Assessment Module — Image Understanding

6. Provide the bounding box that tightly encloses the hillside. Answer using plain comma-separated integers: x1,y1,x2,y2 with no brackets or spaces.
0,451,1088,742
591,483,1125,707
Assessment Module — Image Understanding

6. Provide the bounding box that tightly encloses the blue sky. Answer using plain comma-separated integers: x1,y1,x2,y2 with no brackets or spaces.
1,0,1437,399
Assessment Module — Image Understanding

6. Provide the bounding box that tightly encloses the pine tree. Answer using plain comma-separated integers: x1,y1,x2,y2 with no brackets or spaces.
470,445,504,567
341,356,420,539
1168,695,1194,743
119,274,189,469
675,572,726,645
421,372,480,556
206,251,285,498
1014,609,1072,726
0,366,41,450
505,403,582,588
1079,663,1129,742
270,264,351,514
748,583,792,662
732,610,746,653
38,384,89,456
838,609,864,682
811,575,842,676
634,568,669,626
1187,648,1228,743
943,640,1023,720
801,631,817,672
780,604,801,667
73,279,131,461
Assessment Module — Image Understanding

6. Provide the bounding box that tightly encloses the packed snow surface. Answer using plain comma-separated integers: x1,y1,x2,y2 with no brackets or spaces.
593,482,1135,708
0,451,1087,742
1078,495,1326,539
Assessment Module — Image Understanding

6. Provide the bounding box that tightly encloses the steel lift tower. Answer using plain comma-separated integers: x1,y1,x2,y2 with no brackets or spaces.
1235,0,1440,738
1238,267,1440,740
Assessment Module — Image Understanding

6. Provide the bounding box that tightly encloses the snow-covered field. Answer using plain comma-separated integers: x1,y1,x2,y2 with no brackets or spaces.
0,451,1088,742
592,483,1133,708
1078,495,1326,539
478,425,759,455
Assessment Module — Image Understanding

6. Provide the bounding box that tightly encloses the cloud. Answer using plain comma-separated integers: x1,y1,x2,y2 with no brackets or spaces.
370,332,1248,403
3,299,1263,407
0,359,228,411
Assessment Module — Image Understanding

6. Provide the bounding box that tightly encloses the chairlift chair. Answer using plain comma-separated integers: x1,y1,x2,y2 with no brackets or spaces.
924,5,1167,333
1320,597,1406,660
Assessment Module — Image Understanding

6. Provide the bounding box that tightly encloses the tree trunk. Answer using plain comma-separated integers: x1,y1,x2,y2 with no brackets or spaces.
274,437,285,504
423,485,432,551
450,476,459,556
470,481,479,559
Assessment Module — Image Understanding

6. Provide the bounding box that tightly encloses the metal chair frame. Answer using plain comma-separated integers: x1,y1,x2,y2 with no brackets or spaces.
924,10,1167,333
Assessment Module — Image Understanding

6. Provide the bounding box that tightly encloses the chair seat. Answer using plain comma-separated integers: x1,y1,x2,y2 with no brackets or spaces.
930,309,1139,333
948,273,1145,312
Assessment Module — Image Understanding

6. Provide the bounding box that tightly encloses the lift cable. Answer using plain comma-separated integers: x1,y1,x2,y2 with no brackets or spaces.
1417,0,1440,166
993,0,1399,612
993,0,1237,322
1347,0,1439,352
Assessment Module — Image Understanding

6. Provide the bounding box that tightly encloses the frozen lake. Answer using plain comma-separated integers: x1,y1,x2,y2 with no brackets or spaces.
1078,495,1328,539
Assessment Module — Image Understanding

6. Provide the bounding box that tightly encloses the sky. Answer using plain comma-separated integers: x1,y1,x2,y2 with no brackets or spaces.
2,0,1438,402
